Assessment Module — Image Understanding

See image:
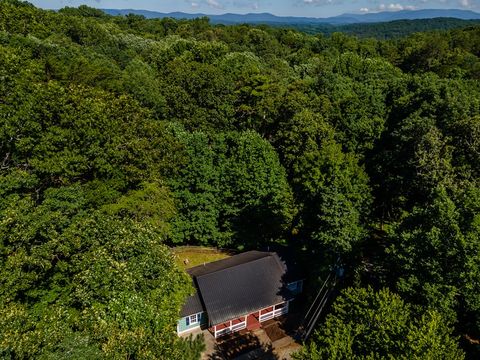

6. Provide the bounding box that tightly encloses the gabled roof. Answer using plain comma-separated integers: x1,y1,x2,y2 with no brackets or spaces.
187,251,272,277
180,288,204,317
180,251,294,326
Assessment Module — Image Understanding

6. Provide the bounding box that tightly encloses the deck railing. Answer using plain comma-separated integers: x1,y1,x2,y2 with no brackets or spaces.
259,302,289,322
259,311,274,322
231,322,247,332
214,301,290,337
274,305,289,317
215,327,231,338
214,318,247,338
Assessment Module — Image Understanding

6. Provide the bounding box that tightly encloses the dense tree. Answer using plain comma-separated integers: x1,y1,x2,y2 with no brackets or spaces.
0,194,198,358
369,74,479,219
295,287,464,359
387,187,480,332
169,126,294,248
1,1,479,357
274,110,371,254
0,81,178,191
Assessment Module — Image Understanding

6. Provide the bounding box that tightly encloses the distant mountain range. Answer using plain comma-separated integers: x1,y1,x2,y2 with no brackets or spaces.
101,9,480,25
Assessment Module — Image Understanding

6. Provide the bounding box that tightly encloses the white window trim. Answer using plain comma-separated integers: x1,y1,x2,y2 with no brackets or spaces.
189,313,199,325
186,312,202,327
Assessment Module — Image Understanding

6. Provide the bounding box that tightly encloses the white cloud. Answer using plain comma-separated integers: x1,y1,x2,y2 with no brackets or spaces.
300,0,473,12
386,3,413,11
363,3,418,12
388,3,404,10
302,0,340,5
232,0,263,10
206,0,224,9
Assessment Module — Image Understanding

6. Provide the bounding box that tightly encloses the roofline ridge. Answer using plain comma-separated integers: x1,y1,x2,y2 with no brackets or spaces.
187,250,273,274
195,251,278,278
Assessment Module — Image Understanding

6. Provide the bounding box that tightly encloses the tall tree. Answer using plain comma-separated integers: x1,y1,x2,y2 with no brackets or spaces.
169,126,294,248
387,187,480,334
295,287,464,360
0,190,199,359
274,110,372,254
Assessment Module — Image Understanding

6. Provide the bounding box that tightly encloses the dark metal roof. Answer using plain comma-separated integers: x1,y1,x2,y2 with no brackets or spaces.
180,287,204,317
196,253,293,326
187,251,271,277
181,251,271,318
180,251,298,325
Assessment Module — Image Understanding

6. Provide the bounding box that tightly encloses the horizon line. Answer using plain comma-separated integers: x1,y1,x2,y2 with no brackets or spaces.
36,5,480,19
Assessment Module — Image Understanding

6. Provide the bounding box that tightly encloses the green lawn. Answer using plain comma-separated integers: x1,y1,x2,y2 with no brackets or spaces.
172,246,232,270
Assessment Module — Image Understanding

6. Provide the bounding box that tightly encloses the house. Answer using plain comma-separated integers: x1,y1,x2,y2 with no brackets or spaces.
177,251,304,338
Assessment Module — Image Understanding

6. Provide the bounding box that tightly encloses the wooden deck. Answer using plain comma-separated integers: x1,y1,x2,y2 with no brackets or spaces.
246,313,261,331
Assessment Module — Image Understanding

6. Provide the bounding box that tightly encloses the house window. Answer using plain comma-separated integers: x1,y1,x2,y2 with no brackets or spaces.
287,280,303,293
186,313,200,326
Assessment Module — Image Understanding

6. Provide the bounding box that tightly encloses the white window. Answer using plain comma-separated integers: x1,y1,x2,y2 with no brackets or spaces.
186,313,200,326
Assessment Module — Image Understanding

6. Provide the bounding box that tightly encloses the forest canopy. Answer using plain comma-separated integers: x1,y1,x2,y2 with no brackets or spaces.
0,0,479,358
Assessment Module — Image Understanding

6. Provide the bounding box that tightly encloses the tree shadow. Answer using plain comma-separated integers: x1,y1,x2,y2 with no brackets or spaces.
208,332,278,360
264,314,301,341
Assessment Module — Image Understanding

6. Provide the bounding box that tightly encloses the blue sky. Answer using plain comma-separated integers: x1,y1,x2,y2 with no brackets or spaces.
29,0,480,17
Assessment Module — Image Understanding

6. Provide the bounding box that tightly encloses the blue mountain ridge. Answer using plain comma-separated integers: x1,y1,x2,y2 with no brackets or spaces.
101,8,480,25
